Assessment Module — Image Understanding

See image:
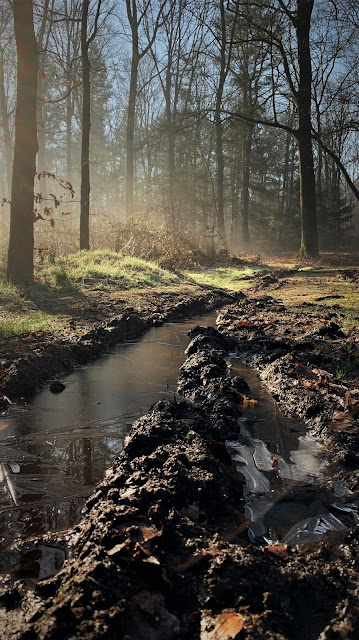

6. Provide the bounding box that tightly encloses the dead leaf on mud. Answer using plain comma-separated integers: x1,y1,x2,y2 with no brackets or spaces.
121,486,138,499
264,543,288,559
140,525,163,542
241,395,258,408
237,320,254,328
328,410,359,434
344,391,359,417
201,610,244,639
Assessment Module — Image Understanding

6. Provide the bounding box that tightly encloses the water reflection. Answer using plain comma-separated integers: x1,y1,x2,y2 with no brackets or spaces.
0,314,217,556
227,359,358,546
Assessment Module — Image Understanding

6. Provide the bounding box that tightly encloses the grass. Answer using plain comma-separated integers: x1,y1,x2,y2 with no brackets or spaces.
1,250,358,341
0,313,53,339
184,266,266,290
335,356,359,381
44,250,181,290
0,251,184,339
0,278,57,339
271,277,359,321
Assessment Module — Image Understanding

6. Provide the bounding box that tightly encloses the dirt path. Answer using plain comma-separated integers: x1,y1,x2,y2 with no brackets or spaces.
2,291,359,639
0,285,239,403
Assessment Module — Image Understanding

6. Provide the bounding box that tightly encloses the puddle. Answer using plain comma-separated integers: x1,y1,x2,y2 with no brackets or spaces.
0,316,357,582
0,313,217,566
227,359,358,546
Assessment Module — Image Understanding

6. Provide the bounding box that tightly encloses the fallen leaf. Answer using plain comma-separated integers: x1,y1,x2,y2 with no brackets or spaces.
241,395,258,408
328,410,359,434
264,543,288,559
140,525,163,542
201,611,244,640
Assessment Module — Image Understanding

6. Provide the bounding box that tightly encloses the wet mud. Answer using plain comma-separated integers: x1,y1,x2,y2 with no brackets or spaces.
1,295,359,639
0,288,238,403
217,295,359,490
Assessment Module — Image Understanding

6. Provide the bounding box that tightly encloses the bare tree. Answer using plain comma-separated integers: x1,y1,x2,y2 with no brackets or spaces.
125,0,166,219
7,0,38,284
80,0,103,250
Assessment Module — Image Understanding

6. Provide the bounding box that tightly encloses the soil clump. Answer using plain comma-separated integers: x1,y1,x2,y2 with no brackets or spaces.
1,298,359,639
0,287,238,403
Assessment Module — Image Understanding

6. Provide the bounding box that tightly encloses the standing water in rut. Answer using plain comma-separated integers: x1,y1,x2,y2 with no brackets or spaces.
0,313,358,581
0,313,217,562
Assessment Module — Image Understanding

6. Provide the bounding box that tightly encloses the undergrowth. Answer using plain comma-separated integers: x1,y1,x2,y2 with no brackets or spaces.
184,266,266,290
44,250,181,289
0,279,55,338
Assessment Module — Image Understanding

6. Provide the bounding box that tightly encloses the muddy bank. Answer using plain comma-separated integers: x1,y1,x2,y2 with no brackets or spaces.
217,296,359,489
0,288,240,403
2,321,359,639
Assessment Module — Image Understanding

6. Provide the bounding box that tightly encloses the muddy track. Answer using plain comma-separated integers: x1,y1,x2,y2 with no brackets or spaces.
217,296,359,490
1,304,359,639
0,288,241,403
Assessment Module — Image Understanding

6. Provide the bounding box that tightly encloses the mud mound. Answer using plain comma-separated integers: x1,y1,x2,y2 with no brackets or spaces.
2,320,359,639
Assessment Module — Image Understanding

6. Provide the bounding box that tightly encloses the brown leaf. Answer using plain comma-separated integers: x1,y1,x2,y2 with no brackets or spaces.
140,525,163,542
328,410,359,434
241,395,258,408
264,543,288,559
201,611,244,640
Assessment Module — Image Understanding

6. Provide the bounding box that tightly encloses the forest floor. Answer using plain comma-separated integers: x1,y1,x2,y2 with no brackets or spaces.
1,249,359,400
1,252,359,639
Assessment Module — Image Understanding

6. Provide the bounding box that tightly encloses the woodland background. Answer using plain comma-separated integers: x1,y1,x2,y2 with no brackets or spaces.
1,0,359,277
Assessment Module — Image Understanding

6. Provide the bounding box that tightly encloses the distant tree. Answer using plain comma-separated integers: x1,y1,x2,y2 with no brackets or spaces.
7,0,38,284
125,0,166,219
80,0,103,250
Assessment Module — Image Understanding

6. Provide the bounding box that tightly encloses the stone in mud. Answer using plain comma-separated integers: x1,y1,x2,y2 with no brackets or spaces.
49,380,66,393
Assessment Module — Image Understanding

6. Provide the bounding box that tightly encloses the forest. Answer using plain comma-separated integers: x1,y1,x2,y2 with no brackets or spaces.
0,0,359,283
1,2,359,640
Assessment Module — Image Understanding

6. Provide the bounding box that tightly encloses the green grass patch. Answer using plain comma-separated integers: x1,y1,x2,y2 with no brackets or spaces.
0,313,53,339
0,279,59,338
44,250,180,290
0,279,25,312
271,278,359,320
335,357,359,381
184,266,265,290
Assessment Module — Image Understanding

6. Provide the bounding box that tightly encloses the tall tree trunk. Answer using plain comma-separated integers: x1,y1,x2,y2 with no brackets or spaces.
215,112,226,247
215,1,227,248
37,95,47,211
230,160,239,251
126,50,138,219
80,0,91,250
0,51,12,199
241,124,253,245
66,87,73,183
296,0,318,257
279,128,291,246
7,0,38,284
